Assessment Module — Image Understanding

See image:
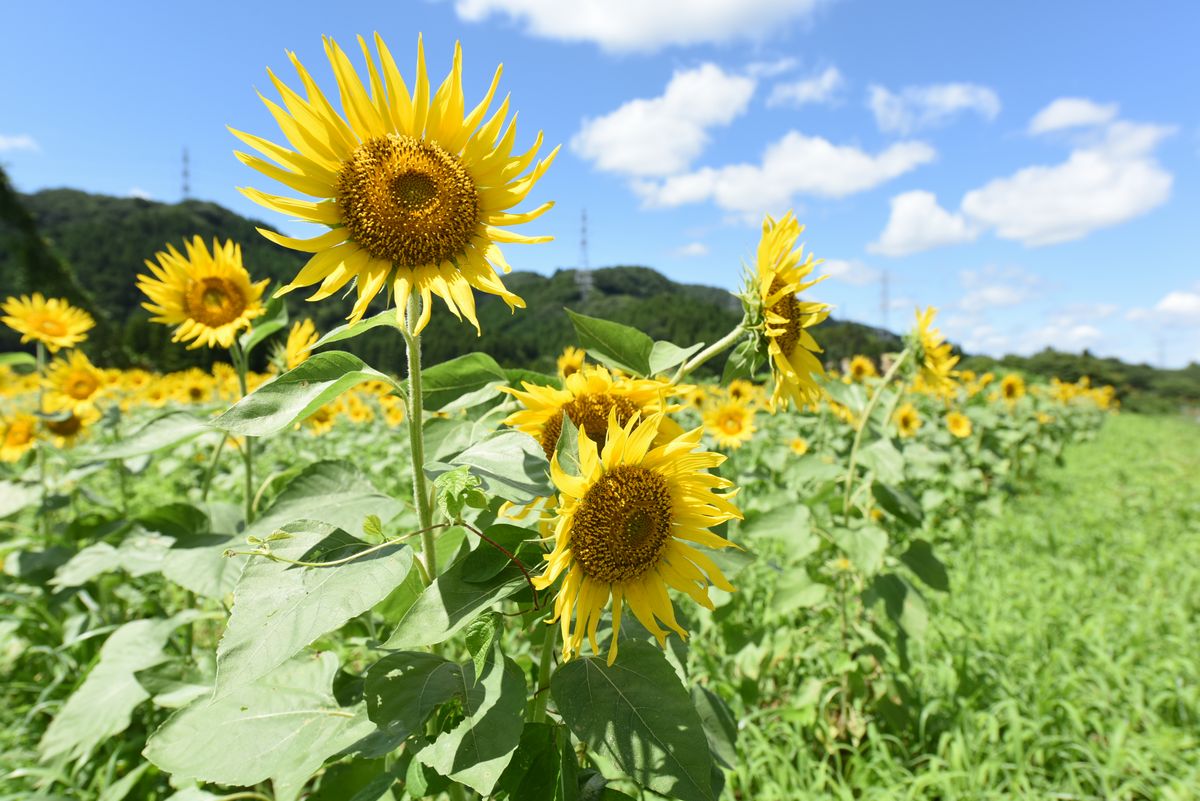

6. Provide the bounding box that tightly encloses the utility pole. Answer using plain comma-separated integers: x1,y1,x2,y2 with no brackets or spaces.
182,148,191,199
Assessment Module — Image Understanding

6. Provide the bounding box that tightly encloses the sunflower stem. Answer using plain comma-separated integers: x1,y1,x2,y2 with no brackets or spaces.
200,434,230,502
35,342,49,542
842,348,910,523
401,295,437,584
230,343,255,525
672,321,746,384
530,624,559,723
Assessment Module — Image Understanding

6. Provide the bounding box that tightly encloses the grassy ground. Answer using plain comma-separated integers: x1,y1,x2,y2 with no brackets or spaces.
738,413,1200,799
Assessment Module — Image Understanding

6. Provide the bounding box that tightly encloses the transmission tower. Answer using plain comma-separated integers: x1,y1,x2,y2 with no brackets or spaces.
575,208,593,297
880,269,890,331
182,148,191,199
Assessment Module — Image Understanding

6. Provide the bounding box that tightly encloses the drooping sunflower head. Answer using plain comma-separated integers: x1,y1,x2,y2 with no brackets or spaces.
232,35,558,334
502,365,683,462
45,349,106,407
0,412,38,462
910,307,959,392
745,212,830,410
848,355,877,382
138,237,268,350
1,294,94,352
894,402,922,438
945,410,972,439
534,412,741,664
556,346,586,379
702,400,756,450
280,318,319,371
1000,373,1026,403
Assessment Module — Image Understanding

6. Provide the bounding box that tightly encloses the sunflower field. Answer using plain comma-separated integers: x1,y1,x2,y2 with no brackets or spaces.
3,33,1197,801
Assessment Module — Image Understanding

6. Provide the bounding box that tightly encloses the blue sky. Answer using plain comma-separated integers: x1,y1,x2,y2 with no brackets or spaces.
3,0,1198,365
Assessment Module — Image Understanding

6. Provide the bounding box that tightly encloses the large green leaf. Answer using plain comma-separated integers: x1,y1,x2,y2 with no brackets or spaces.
647,340,704,376
833,525,888,576
365,652,463,748
80,411,212,461
0,351,36,368
415,649,527,795
899,539,949,592
421,352,507,412
551,641,715,801
212,351,403,437
565,310,654,377
145,652,373,801
39,615,193,761
309,308,397,350
0,479,39,518
216,522,413,693
447,430,553,504
244,459,403,542
858,438,905,484
496,723,579,801
872,481,924,527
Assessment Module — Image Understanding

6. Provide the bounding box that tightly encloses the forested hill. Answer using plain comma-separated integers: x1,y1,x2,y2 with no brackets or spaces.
0,179,901,375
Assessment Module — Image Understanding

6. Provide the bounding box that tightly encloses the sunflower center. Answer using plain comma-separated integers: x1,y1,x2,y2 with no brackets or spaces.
5,421,34,446
66,372,99,400
38,317,67,336
538,393,640,460
188,385,205,400
185,277,246,328
720,415,742,434
337,134,479,268
766,277,802,357
45,414,82,437
571,465,673,582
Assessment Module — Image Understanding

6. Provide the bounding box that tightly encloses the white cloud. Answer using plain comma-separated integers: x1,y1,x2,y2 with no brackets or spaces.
868,83,1000,134
868,190,977,256
453,0,828,52
961,121,1174,246
822,258,880,286
128,187,153,200
957,265,1040,312
1154,290,1200,324
1029,97,1118,134
1017,318,1105,353
674,242,710,257
767,66,844,107
747,58,799,78
572,64,755,178
0,134,39,153
636,132,935,216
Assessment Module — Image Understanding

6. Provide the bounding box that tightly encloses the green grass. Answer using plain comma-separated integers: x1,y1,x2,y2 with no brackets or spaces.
735,414,1200,800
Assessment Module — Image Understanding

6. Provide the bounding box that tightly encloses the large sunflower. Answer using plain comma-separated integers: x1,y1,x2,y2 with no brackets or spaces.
535,413,741,664
1,294,94,352
752,212,830,410
45,349,106,409
503,365,683,461
138,237,268,350
913,307,959,392
232,35,558,333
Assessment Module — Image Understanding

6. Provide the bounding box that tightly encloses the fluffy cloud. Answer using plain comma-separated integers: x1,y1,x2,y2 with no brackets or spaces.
961,121,1174,246
1028,97,1118,134
636,132,935,216
868,191,977,256
821,258,880,286
128,187,153,200
767,66,844,107
867,83,1000,134
0,133,39,153
1152,289,1200,325
956,266,1040,312
674,242,710,257
571,64,755,178
872,114,1175,255
453,0,828,52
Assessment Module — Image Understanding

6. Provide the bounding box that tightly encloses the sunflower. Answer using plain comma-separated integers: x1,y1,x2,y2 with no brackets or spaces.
1036,411,1054,426
41,402,101,447
726,378,760,406
789,436,809,456
557,346,585,379
702,400,755,450
282,318,319,371
173,368,214,405
912,307,959,392
999,374,1026,403
503,366,682,461
751,212,830,410
45,349,106,409
848,355,877,382
1,413,38,462
232,35,558,333
2,294,94,352
945,410,972,438
138,237,268,350
894,403,922,437
685,387,709,410
535,413,741,664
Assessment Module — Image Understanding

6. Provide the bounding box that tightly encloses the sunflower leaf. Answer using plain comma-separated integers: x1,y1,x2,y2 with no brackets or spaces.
79,411,214,461
309,308,398,350
565,309,654,377
420,352,507,412
647,340,704,376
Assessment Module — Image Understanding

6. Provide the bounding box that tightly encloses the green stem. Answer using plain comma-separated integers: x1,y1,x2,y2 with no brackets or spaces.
200,434,229,502
400,295,436,583
35,342,49,542
842,348,910,522
671,321,746,384
230,344,255,524
530,624,559,723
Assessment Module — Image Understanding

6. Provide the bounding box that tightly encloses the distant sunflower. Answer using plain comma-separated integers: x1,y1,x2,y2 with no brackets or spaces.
282,318,319,371
174,368,214,405
848,355,877,382
41,402,100,447
913,307,959,392
138,237,268,350
789,436,809,456
752,212,829,410
503,365,682,461
556,346,585,379
232,34,558,333
945,410,972,438
726,378,759,405
535,413,741,664
894,402,922,438
1,294,94,352
999,374,1026,403
45,350,105,409
0,413,38,462
702,400,755,450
